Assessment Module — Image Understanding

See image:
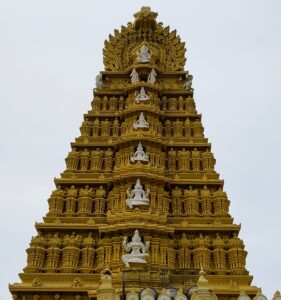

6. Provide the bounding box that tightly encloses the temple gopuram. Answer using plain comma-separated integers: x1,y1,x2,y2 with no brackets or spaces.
9,6,280,300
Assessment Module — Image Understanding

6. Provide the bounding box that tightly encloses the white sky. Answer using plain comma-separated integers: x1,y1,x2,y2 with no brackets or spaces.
1,1,281,299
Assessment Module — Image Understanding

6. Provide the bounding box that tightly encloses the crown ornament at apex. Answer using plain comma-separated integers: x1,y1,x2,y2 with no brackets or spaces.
9,6,277,300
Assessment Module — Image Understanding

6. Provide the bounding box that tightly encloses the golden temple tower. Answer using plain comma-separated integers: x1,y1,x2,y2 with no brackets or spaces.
9,7,260,300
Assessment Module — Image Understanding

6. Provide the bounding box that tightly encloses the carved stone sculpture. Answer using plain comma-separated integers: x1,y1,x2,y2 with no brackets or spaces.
95,185,106,214
122,229,150,267
80,118,92,137
147,68,157,84
137,44,151,63
130,68,139,84
183,73,193,90
104,148,113,171
95,74,103,89
126,179,150,208
133,112,149,129
135,87,150,103
130,142,149,163
65,185,78,216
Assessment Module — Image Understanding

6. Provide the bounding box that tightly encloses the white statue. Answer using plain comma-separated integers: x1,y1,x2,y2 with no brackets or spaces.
137,45,151,63
135,87,150,103
183,72,193,90
126,178,150,208
122,229,150,268
133,112,149,129
130,142,149,163
147,69,157,84
130,68,139,84
95,74,103,89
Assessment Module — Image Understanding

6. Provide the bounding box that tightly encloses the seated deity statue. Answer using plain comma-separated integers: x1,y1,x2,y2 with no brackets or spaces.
147,68,157,84
133,112,149,129
130,142,149,163
122,229,150,268
137,44,151,63
126,178,150,208
135,87,150,103
95,74,103,89
183,72,193,90
130,68,139,84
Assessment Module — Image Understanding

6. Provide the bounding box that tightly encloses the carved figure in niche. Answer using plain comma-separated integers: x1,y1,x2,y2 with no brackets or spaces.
90,148,103,172
109,96,117,110
48,185,65,216
77,185,93,216
178,233,191,269
162,96,167,110
112,118,120,136
184,118,191,137
65,147,79,172
173,119,183,137
177,148,190,172
65,185,78,216
80,148,90,172
183,72,193,90
104,148,113,171
191,148,201,171
130,142,149,163
102,96,108,110
101,119,111,137
147,68,157,84
193,119,204,137
172,186,182,216
95,185,106,214
178,96,184,111
135,87,150,103
168,148,177,172
202,149,216,171
46,232,61,272
126,178,150,208
122,229,150,267
130,68,139,84
92,118,100,137
137,44,151,63
80,118,92,137
118,96,125,110
185,97,196,113
92,96,101,111
184,186,199,215
95,74,103,89
165,120,172,138
133,112,149,129
200,185,212,216
168,98,177,110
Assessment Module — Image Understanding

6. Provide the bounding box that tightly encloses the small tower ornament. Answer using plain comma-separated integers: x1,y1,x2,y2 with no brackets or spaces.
133,112,149,129
122,229,150,268
126,178,150,208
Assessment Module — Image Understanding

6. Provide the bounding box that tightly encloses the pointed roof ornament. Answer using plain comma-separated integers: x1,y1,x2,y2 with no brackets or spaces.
273,291,281,300
197,267,209,291
133,7,158,33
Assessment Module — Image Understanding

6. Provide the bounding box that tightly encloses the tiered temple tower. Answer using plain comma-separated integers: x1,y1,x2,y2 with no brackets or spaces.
10,7,259,300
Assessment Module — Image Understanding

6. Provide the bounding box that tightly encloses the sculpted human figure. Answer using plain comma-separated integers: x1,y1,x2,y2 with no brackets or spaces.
122,229,150,267
118,96,125,110
137,44,151,63
92,118,100,137
95,74,103,89
92,96,101,111
185,97,196,113
178,96,184,111
130,68,139,84
102,96,108,110
177,148,190,172
80,148,90,172
168,98,177,110
162,96,167,110
109,96,117,110
147,68,157,84
65,147,79,172
65,185,78,216
130,142,149,163
183,73,193,90
184,118,191,137
104,148,113,171
192,119,204,137
101,119,111,137
202,149,216,171
90,148,103,171
191,148,201,171
135,87,150,103
173,119,183,137
133,112,149,129
126,178,150,208
165,119,172,138
112,118,120,136
95,185,106,214
168,148,177,172
80,118,92,137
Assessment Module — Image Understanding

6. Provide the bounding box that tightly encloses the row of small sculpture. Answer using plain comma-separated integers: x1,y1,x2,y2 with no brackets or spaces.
91,95,196,112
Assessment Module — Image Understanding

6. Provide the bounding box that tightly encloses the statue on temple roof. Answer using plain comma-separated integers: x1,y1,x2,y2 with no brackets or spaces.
137,44,151,63
184,72,193,90
130,142,149,163
122,229,150,267
130,68,139,84
147,68,157,84
135,87,150,103
126,179,150,208
95,74,103,89
133,112,149,129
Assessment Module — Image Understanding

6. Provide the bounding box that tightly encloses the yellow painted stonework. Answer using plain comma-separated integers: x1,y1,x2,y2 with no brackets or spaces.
9,7,258,300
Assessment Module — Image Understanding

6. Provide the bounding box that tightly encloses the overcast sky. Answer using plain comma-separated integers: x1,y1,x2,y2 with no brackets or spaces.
1,1,281,299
